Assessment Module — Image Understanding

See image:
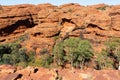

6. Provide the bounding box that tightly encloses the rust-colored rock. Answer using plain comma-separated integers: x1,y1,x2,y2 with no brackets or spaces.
0,65,120,80
1,3,120,80
0,65,16,74
26,22,62,37
0,3,120,57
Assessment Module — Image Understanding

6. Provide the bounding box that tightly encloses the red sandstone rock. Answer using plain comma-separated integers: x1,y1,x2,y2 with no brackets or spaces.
0,65,16,74
26,22,62,37
0,3,120,58
1,3,120,80
0,65,120,80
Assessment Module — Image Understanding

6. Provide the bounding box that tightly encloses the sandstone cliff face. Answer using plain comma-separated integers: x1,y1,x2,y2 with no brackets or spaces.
0,3,120,53
0,3,56,41
0,3,120,80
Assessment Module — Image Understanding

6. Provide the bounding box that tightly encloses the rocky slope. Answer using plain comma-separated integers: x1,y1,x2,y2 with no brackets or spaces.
0,65,120,80
0,3,120,80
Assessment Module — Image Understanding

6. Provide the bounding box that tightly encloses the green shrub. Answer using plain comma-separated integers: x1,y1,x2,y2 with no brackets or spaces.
0,42,28,67
105,37,120,69
53,37,94,69
16,62,28,68
96,49,114,70
63,38,94,69
28,51,35,63
53,42,65,67
32,54,53,68
0,44,11,54
0,37,94,69
96,37,120,70
63,38,80,68
2,54,12,64
39,54,53,68
0,42,53,68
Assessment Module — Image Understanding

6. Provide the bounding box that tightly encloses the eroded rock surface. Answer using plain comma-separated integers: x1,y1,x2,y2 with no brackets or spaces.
1,3,120,47
0,3,120,80
0,65,120,80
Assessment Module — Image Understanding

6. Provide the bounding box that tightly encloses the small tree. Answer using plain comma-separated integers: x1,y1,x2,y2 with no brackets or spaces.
96,49,114,70
105,37,120,69
53,42,65,67
63,38,94,69
65,51,79,68
77,40,94,69
63,38,80,68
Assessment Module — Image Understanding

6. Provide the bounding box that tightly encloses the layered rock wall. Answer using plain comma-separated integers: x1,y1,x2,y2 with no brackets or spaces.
0,3,120,52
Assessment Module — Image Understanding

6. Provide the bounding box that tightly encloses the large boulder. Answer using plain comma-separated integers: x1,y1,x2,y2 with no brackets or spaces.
26,22,62,37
